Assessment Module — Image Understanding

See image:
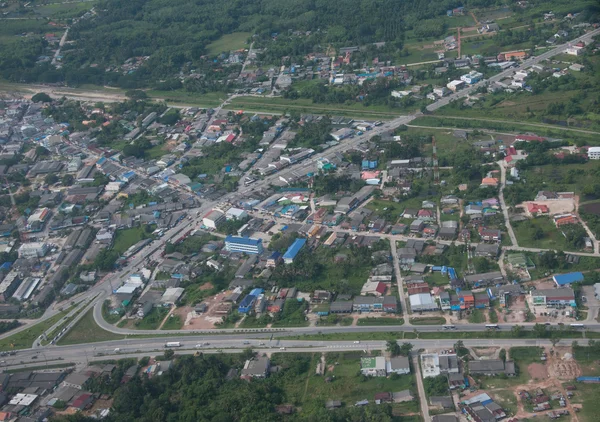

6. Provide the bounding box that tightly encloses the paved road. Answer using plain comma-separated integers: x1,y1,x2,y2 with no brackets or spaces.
413,354,431,422
390,238,411,323
498,160,518,246
3,338,591,371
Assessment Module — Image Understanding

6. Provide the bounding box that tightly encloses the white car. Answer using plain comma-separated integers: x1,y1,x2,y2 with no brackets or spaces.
353,341,360,344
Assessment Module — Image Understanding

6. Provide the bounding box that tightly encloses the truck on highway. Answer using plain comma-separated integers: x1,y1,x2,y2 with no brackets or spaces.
165,342,182,348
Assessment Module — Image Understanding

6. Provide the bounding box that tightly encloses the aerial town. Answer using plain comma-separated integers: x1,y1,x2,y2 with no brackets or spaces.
0,0,598,421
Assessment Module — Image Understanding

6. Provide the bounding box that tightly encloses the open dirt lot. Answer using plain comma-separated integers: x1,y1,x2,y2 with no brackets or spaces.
503,295,528,323
527,363,548,380
521,200,575,216
178,292,231,330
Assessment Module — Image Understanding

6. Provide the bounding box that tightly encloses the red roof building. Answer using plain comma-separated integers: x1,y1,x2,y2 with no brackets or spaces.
527,203,549,215
515,135,545,142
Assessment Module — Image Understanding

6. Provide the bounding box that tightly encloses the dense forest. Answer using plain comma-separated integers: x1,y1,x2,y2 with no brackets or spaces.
1,0,507,87
60,353,407,422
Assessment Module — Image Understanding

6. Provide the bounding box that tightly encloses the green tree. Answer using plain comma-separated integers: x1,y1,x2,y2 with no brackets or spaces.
44,174,59,185
499,348,506,362
61,174,74,186
386,340,401,357
163,349,175,360
125,90,148,100
399,342,413,357
32,92,52,103
511,325,524,338
532,323,548,338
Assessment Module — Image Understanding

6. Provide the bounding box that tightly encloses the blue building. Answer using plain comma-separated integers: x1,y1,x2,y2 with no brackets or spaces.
225,236,264,254
283,238,307,264
553,272,584,287
238,294,257,313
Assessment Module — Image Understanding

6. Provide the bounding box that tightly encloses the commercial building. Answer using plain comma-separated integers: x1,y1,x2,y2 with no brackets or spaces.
386,356,410,375
361,356,386,377
240,356,270,379
530,288,576,307
469,359,516,376
460,71,483,84
224,236,264,255
421,353,459,378
18,242,49,258
202,210,226,229
588,147,600,160
553,272,584,287
283,238,307,264
12,277,40,301
409,293,439,312
225,207,249,220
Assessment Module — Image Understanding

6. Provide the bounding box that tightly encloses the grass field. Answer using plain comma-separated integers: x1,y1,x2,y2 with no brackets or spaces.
134,307,169,330
468,309,485,324
0,310,70,351
512,217,583,251
112,226,153,255
146,90,227,108
58,309,125,346
225,96,403,120
425,272,451,287
273,351,418,409
206,32,251,55
160,314,183,330
33,1,95,19
567,383,600,422
410,316,446,325
356,317,404,326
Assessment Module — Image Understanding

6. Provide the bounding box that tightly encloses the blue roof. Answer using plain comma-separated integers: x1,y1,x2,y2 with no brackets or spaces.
225,236,262,246
0,262,11,270
283,238,307,260
553,272,584,286
238,294,256,308
250,288,264,296
269,251,282,260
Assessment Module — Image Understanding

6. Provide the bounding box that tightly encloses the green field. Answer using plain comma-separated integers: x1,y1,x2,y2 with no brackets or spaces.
468,309,485,324
58,308,126,346
146,90,227,108
0,310,71,351
33,1,95,19
134,307,169,330
512,217,584,251
112,226,154,255
206,32,251,55
568,383,600,422
356,317,404,326
160,314,183,330
273,351,418,409
410,316,446,325
225,96,403,120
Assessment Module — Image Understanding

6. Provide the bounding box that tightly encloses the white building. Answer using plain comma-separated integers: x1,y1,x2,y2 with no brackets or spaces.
18,242,49,258
202,210,226,229
225,207,249,221
433,87,449,97
588,147,600,160
447,80,465,92
460,71,483,84
566,47,582,56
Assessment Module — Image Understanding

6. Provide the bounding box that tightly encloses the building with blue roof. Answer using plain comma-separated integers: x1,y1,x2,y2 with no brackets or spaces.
238,294,257,313
553,272,584,287
250,288,264,297
283,238,307,264
225,236,264,254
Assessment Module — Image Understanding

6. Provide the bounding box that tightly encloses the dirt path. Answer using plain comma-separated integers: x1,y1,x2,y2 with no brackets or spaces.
301,353,317,402
470,11,480,26
156,306,176,330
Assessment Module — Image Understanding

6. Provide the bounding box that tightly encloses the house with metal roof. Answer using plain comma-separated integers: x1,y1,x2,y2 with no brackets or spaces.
553,272,584,287
283,238,307,264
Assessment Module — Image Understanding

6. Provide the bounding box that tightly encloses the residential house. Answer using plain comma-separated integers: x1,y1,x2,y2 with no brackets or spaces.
386,356,410,375
469,359,516,376
361,357,386,377
241,356,270,379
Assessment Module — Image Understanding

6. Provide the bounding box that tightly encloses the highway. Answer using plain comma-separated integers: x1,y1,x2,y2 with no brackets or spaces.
0,337,592,371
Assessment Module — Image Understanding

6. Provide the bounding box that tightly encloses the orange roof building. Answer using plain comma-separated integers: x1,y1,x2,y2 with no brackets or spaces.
504,51,528,60
480,177,499,186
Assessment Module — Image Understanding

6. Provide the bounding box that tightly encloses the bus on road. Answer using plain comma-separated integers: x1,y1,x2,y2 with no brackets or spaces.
165,342,182,348
570,324,585,329
442,325,456,330
485,324,499,330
